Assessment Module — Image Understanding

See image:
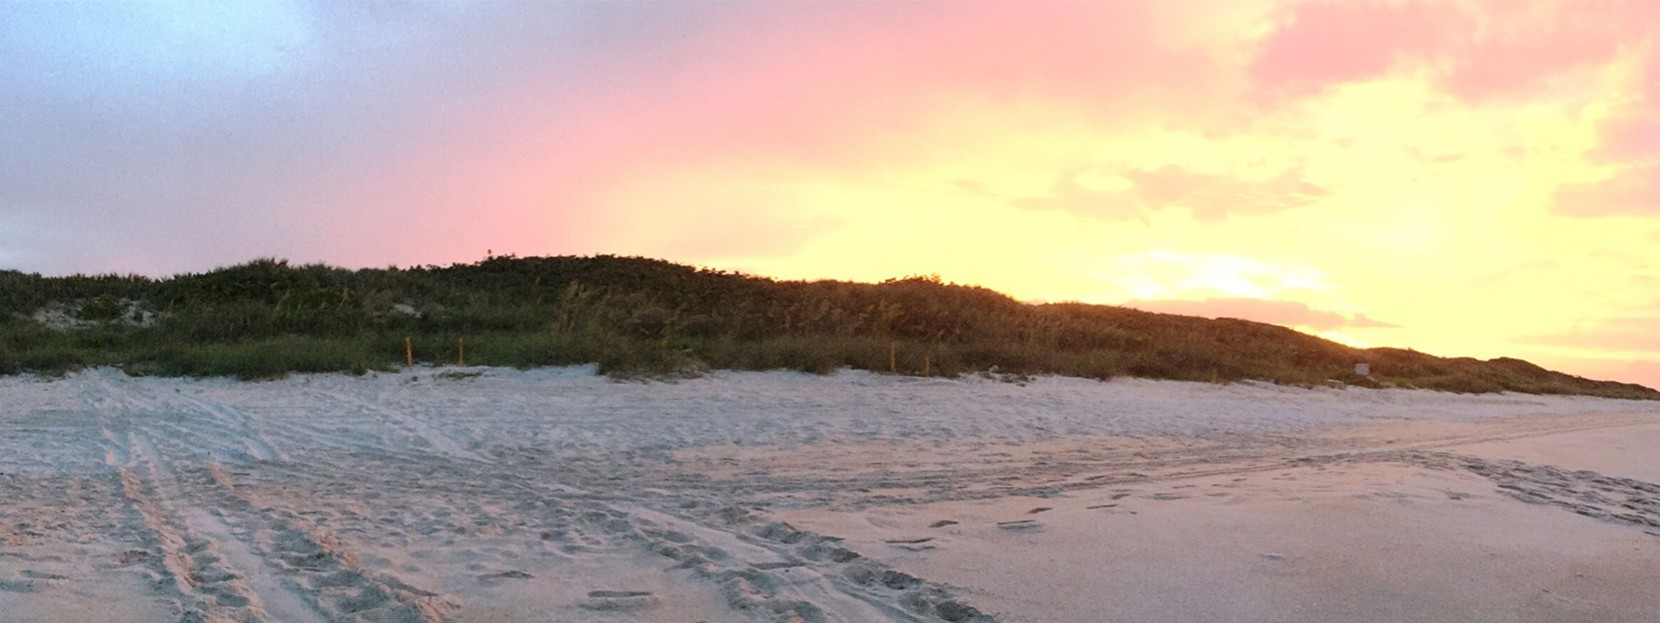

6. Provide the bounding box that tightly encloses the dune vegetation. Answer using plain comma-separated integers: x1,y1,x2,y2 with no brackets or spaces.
0,255,1653,399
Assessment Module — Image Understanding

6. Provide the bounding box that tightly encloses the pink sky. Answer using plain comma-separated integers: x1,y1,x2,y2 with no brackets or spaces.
4,1,1659,387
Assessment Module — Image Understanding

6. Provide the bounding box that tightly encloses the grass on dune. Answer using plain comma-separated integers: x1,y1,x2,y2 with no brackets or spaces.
0,256,1653,400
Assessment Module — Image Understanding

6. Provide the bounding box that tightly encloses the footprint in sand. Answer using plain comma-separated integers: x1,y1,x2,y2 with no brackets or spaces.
884,537,936,551
478,569,532,582
115,549,150,566
0,577,38,593
997,519,1044,533
579,590,659,612
885,537,935,544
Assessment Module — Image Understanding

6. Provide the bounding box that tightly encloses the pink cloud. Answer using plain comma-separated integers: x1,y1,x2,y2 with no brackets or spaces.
1554,167,1660,218
1532,355,1660,392
1251,0,1447,93
1251,1,1655,101
1591,115,1660,164
1530,316,1660,353
1126,297,1397,331
1437,2,1632,100
1554,67,1660,218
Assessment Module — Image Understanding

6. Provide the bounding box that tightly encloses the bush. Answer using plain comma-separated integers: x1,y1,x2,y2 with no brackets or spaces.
80,294,125,322
0,255,1650,399
18,347,86,375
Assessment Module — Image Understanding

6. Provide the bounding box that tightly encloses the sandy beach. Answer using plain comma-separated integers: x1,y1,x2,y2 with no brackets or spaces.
2,367,1658,622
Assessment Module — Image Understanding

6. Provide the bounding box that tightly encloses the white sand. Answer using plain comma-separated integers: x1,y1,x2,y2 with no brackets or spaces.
1,367,1656,622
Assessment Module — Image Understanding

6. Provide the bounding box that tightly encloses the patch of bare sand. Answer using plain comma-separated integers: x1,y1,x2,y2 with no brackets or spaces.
1,542,174,623
3,368,1657,622
781,460,1660,623
1449,422,1660,483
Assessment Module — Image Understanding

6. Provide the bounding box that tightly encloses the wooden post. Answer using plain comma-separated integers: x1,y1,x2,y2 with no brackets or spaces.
889,342,896,374
404,336,413,367
458,337,465,366
924,354,931,378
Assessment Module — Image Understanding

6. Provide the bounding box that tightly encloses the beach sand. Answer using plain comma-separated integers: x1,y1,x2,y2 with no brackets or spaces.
2,367,1656,622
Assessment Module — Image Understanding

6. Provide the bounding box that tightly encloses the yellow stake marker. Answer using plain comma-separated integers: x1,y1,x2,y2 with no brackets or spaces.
405,336,413,367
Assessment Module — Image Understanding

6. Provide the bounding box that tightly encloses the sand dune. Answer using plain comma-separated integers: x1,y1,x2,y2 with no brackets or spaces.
2,367,1656,622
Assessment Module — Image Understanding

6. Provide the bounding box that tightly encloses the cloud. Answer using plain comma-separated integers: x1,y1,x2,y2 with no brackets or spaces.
1529,316,1660,353
1251,0,1445,94
1433,2,1636,101
1553,76,1660,218
1014,169,1146,222
1123,166,1327,221
1018,165,1325,222
1528,355,1660,391
1106,251,1331,301
1464,259,1558,288
1125,297,1398,331
1251,1,1654,101
1554,167,1660,218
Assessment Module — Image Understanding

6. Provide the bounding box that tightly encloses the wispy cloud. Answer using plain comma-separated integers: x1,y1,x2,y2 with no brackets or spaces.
1251,1,1651,101
1126,297,1396,332
1016,164,1325,222
1529,316,1660,354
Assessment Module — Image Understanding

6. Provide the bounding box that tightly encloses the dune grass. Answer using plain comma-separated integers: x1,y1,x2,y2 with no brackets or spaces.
0,256,1653,399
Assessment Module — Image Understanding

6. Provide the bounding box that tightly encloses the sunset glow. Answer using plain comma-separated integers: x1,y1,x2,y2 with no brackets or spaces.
3,1,1658,386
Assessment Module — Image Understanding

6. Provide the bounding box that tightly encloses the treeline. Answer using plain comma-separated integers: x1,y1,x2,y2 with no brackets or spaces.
0,255,1653,399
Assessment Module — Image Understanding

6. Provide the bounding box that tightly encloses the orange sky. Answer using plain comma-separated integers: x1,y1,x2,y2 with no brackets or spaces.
5,1,1659,387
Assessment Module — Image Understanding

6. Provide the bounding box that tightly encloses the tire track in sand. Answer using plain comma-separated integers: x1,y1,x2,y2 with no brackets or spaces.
81,371,281,622
123,380,456,623
84,374,450,623
301,387,488,463
191,459,456,623
103,427,281,622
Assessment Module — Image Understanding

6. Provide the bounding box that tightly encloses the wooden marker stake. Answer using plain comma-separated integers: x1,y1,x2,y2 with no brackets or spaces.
404,336,413,367
458,337,465,366
889,342,896,374
924,354,931,378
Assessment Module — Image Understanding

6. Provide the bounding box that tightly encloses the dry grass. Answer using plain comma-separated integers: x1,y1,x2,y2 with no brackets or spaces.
0,257,1652,399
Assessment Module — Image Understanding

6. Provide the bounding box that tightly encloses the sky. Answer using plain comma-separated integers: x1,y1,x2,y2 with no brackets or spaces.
3,1,1658,388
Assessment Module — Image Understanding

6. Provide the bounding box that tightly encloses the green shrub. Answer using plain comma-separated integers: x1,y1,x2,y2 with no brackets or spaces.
18,347,86,375
80,294,125,322
0,255,1649,399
